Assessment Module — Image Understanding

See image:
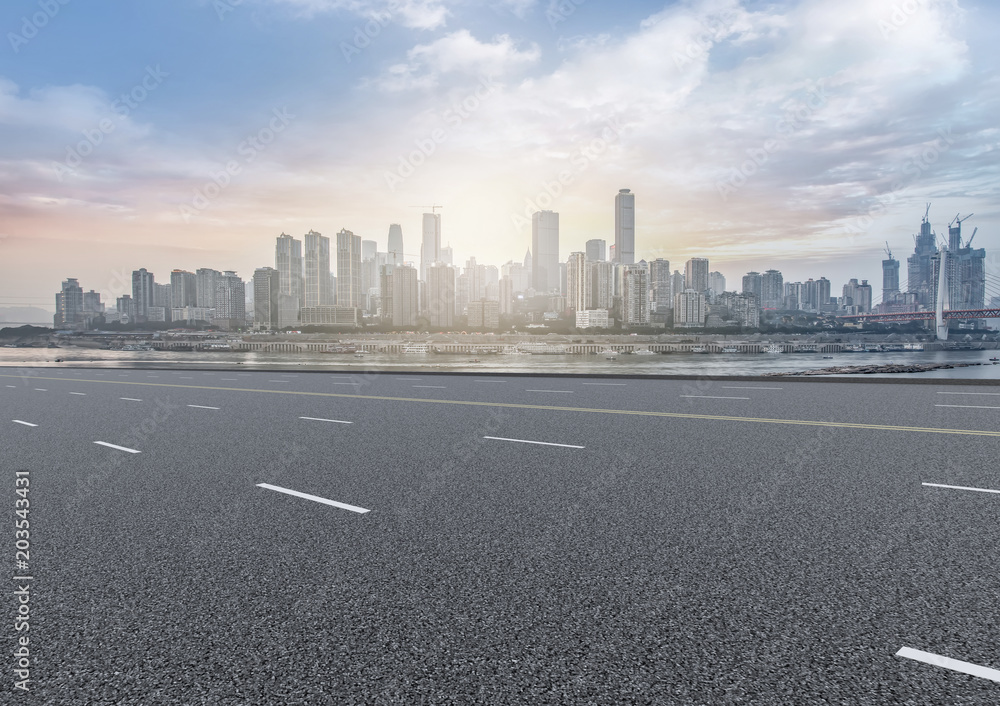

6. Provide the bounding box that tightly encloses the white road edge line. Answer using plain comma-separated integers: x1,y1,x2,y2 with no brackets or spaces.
413,385,446,388
922,482,1000,495
256,483,370,514
483,436,584,449
935,404,1000,410
188,405,220,410
937,391,1000,395
681,395,751,400
120,398,143,402
896,647,1000,683
6,385,16,388
474,380,507,383
34,389,46,392
93,441,141,454
299,417,353,424
526,389,574,393
582,382,627,386
12,420,37,427
69,392,86,396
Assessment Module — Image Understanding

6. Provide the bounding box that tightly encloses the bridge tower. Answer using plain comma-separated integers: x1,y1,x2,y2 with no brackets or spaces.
935,250,949,340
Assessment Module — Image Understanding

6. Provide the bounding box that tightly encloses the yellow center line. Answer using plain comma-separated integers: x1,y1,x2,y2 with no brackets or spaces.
3,373,1000,437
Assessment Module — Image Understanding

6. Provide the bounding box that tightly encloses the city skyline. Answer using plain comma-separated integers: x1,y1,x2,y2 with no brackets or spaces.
2,0,999,312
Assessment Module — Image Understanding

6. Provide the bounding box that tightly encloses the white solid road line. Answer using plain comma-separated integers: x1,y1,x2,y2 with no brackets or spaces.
5,385,15,388
299,416,353,424
474,379,507,383
188,404,220,410
12,420,38,427
413,385,446,389
922,482,1000,495
396,377,421,380
896,647,1000,683
937,391,1000,395
935,404,1000,410
681,395,750,400
221,378,238,381
582,382,627,386
34,388,47,392
330,382,362,386
180,376,193,379
256,483,370,514
722,386,783,390
120,397,143,402
483,436,584,449
93,441,141,454
268,380,289,382
69,392,86,396
526,389,574,394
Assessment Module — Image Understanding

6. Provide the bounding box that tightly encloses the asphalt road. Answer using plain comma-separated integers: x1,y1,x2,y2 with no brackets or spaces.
2,367,999,704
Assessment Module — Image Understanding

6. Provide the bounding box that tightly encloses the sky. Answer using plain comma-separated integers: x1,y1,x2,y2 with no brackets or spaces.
1,0,999,314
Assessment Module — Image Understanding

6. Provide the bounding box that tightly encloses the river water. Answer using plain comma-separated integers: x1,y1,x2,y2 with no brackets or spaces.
2,347,999,379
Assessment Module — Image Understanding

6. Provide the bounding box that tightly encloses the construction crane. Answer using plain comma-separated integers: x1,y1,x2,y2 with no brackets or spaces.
408,205,444,214
884,241,893,260
967,227,978,248
924,203,931,223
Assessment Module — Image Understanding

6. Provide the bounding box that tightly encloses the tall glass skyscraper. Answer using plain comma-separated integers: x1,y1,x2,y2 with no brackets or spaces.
531,210,559,293
614,189,635,265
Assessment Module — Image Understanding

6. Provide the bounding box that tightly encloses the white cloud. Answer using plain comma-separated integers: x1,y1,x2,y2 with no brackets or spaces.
268,0,451,29
372,29,540,90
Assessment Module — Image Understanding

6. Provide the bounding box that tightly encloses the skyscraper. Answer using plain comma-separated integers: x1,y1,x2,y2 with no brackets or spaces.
907,209,938,307
614,189,635,264
54,278,84,328
304,230,333,307
131,268,155,322
589,261,615,310
882,253,900,303
196,268,221,309
761,270,784,309
742,272,763,302
336,228,363,309
214,271,245,327
531,210,559,293
708,271,727,296
275,233,303,310
620,264,649,327
586,239,607,262
426,263,455,329
684,258,709,294
170,270,197,308
649,258,671,313
382,264,417,327
387,224,404,266
566,252,590,312
252,267,280,330
674,290,706,327
420,212,441,281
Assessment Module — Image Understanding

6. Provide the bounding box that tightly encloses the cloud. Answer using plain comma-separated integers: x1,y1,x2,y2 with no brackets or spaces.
371,29,541,90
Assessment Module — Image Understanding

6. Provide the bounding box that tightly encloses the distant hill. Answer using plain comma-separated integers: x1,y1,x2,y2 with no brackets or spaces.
0,324,52,339
0,306,52,324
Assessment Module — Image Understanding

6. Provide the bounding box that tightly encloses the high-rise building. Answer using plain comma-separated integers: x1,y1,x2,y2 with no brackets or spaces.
684,258,709,294
196,268,221,309
499,276,514,316
566,252,590,312
439,245,453,266
589,260,615,310
170,270,197,309
708,271,727,297
336,228,363,309
214,271,245,327
674,290,706,328
614,189,635,264
531,210,560,293
131,268,155,322
742,272,763,303
420,212,441,281
275,233,303,310
784,282,803,310
426,263,455,329
649,258,671,313
467,300,500,329
361,239,377,261
907,209,938,308
761,270,784,309
387,224,404,266
304,230,333,307
54,278,84,328
116,295,135,323
253,267,280,330
669,270,686,306
382,264,418,327
586,239,607,262
882,253,900,302
944,218,986,311
620,264,649,328
501,260,531,294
